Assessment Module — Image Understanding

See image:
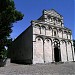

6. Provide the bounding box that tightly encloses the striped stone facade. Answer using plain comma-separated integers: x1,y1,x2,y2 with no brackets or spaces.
9,9,75,64
32,9,75,64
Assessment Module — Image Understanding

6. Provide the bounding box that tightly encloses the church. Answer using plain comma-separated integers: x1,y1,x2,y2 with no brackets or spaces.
9,9,75,64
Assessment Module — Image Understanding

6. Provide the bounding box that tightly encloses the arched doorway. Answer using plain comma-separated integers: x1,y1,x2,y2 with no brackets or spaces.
54,47,61,62
54,39,61,62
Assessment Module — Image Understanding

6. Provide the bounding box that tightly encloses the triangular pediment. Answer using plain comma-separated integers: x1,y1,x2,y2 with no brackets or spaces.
44,9,62,19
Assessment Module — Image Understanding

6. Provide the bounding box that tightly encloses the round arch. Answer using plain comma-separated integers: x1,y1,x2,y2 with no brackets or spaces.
48,26,52,30
52,38,61,62
52,27,58,36
46,26,52,36
58,28,63,38
35,36,44,42
45,37,52,44
61,40,66,44
66,40,73,61
33,35,44,64
44,37,52,62
41,25,46,35
60,40,67,62
35,24,40,28
53,38,60,46
33,24,41,34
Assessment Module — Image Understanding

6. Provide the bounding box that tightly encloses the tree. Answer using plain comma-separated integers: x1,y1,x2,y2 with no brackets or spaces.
0,0,24,59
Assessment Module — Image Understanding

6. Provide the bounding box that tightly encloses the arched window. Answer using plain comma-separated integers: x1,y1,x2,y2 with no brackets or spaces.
68,31,71,39
33,24,40,34
63,30,67,39
53,39,60,47
54,31,56,36
46,26,52,36
53,28,57,36
58,29,62,38
64,31,67,34
59,29,62,32
41,26,46,35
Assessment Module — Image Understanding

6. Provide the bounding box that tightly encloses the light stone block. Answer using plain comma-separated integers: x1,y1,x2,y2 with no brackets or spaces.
33,27,40,34
33,37,44,64
63,33,67,39
46,30,52,36
41,28,45,35
67,43,73,61
58,32,62,38
60,41,67,62
44,39,52,63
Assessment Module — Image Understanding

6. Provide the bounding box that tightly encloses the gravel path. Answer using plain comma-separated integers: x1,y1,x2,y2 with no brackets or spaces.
0,60,75,75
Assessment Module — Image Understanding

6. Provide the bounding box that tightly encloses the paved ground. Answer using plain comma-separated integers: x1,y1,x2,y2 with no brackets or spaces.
0,60,75,75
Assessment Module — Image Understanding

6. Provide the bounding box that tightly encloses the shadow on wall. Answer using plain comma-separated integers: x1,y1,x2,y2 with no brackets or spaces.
10,59,32,65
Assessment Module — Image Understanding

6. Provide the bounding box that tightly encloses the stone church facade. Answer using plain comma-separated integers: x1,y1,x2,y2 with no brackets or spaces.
9,9,75,64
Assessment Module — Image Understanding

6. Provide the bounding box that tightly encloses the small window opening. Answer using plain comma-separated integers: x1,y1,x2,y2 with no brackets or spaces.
54,31,56,36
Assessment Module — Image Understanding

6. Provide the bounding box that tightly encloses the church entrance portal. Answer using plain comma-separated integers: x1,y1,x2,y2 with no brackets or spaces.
54,39,61,62
54,47,61,62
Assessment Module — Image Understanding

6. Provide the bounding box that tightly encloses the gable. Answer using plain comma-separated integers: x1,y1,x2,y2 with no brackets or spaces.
43,9,62,19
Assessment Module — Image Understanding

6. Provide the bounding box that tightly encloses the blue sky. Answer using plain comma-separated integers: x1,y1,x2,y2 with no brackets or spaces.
10,0,75,40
